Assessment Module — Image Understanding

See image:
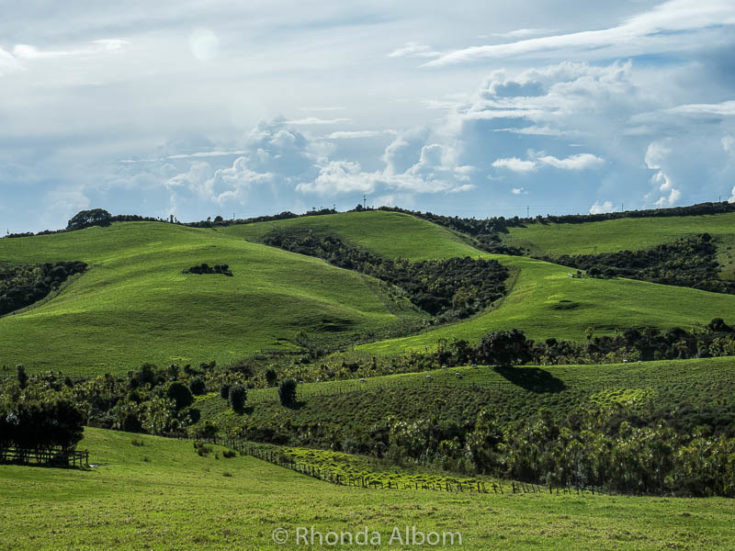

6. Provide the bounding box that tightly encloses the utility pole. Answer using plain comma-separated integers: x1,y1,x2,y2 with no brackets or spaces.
621,202,624,212
526,205,530,218
363,194,367,209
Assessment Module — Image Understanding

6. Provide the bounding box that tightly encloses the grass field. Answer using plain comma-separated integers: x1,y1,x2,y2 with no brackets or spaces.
1,427,734,550
0,222,424,375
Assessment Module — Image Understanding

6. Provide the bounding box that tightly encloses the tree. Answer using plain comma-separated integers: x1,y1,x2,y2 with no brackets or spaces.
219,383,231,400
66,209,112,231
16,364,27,389
189,377,206,395
278,379,298,408
265,369,278,387
477,329,531,367
228,385,247,414
166,382,194,410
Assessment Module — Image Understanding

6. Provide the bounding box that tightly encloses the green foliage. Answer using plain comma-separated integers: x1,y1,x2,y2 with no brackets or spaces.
190,420,218,440
66,208,112,231
16,364,27,389
189,377,206,395
182,263,233,276
166,382,194,410
219,382,231,399
0,261,87,316
554,235,735,294
278,379,297,408
228,385,247,414
265,369,278,387
0,396,84,451
476,329,531,367
218,356,735,495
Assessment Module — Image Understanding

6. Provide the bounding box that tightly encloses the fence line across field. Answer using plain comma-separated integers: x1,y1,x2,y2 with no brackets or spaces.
203,436,605,497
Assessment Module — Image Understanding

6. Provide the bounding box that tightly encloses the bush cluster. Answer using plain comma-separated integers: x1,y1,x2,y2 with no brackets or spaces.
263,229,508,320
182,263,233,276
554,234,735,294
0,261,87,316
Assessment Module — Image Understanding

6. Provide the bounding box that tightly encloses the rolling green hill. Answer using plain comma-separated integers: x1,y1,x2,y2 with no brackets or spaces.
501,212,735,279
0,222,423,375
1,427,733,550
360,253,735,353
220,210,480,261
2,210,735,374
232,211,735,350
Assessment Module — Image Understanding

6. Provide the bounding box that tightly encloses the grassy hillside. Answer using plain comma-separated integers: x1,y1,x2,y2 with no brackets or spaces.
201,356,735,443
2,211,735,374
0,222,423,375
1,427,734,550
501,213,735,278
221,210,481,261
231,211,735,348
360,254,735,352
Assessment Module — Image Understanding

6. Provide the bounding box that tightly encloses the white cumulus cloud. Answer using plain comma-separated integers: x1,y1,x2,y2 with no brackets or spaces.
589,200,615,214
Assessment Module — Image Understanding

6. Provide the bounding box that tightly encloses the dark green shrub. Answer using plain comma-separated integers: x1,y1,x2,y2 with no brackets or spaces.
278,379,297,408
166,382,194,410
189,377,206,395
265,369,278,387
219,383,231,400
16,364,27,389
228,385,247,414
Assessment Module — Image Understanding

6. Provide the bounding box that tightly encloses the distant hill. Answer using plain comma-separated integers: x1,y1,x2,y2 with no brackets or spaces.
501,211,735,279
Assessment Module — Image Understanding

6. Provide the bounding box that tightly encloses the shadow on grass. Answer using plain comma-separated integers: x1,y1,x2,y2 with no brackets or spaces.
493,366,566,393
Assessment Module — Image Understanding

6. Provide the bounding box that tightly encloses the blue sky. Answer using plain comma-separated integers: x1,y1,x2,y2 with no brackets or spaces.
1,0,734,232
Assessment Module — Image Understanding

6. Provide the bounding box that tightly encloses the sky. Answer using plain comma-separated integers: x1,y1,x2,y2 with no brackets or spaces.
1,0,734,233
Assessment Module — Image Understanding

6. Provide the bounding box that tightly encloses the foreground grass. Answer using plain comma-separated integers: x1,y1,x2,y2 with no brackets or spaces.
1,428,734,550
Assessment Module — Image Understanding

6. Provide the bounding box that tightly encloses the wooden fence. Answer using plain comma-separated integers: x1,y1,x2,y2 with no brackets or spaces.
0,447,89,468
211,438,599,496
